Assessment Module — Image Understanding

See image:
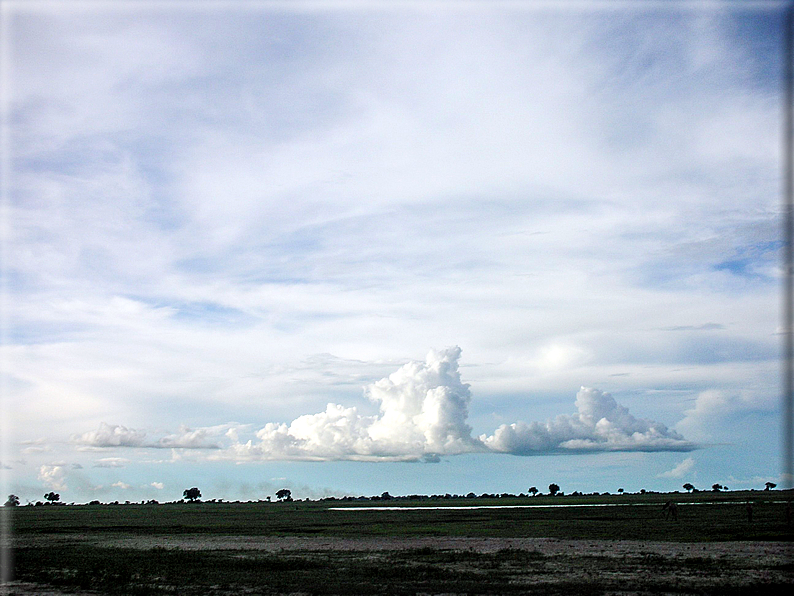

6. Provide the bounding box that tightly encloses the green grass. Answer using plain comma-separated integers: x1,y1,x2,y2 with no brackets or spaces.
10,490,794,542
9,491,794,595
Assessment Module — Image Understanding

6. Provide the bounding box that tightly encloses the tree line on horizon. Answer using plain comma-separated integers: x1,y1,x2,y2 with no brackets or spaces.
4,481,781,507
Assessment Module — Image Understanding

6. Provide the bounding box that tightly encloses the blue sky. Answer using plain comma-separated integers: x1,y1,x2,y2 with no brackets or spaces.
0,0,786,504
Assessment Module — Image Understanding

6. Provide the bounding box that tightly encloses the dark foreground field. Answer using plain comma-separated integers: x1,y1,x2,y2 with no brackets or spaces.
5,491,794,595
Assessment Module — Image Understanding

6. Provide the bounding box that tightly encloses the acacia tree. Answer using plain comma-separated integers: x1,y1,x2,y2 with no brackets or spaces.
711,483,723,492
765,482,777,491
683,483,695,493
44,492,60,503
4,495,19,507
548,483,560,496
183,487,201,502
276,488,292,502
528,486,538,497
617,488,624,494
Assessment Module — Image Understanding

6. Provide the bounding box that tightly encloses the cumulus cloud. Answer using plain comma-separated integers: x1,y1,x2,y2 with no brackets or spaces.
112,481,131,490
69,348,695,462
229,347,479,461
155,425,222,449
72,422,231,450
150,481,164,490
225,348,694,461
481,387,693,454
39,464,68,490
72,423,146,448
658,457,696,478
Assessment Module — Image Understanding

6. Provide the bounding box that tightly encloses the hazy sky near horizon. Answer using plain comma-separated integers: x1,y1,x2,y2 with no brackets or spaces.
1,0,786,503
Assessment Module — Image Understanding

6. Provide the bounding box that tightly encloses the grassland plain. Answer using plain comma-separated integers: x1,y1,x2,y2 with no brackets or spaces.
4,490,794,595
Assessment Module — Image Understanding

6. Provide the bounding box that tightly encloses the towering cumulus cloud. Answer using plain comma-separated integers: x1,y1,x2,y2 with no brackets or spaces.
227,347,694,461
231,347,481,461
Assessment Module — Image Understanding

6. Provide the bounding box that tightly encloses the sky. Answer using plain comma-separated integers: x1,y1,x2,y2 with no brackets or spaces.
0,0,787,504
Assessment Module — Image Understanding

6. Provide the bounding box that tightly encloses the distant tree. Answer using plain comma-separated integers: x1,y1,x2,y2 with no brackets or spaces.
640,489,646,495
548,483,560,496
4,495,19,507
711,483,723,492
617,488,624,494
683,483,695,493
183,487,201,502
381,492,392,501
44,492,60,503
276,489,292,502
528,486,538,497
765,482,777,491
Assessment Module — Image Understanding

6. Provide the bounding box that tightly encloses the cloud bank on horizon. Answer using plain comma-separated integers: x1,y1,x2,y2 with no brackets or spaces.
73,347,695,461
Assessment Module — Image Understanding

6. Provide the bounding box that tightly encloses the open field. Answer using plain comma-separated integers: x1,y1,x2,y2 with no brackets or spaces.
5,491,794,595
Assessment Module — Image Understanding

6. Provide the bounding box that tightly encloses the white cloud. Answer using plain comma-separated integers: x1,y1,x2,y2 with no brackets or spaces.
224,348,694,461
150,481,164,490
111,481,131,490
675,388,773,441
38,464,67,491
92,457,129,468
21,445,51,454
658,457,696,478
481,387,693,455
155,425,222,449
229,347,479,461
72,423,146,448
4,7,777,495
72,423,239,450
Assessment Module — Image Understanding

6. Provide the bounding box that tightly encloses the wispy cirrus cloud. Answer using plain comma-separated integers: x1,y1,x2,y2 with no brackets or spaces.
5,5,779,501
92,458,129,468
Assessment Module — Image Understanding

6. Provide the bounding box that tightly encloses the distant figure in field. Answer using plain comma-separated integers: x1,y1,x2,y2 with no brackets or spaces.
662,501,678,521
745,502,753,523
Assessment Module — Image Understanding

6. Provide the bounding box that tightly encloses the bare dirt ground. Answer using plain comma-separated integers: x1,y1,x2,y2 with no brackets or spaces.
5,535,792,595
10,532,792,562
